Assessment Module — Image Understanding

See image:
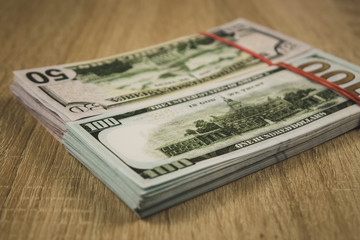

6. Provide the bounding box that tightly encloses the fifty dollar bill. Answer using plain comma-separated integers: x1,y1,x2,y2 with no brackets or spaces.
12,19,310,123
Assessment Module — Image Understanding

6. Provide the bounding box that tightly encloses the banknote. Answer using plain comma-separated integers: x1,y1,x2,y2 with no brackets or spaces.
11,17,360,217
66,49,360,189
288,49,360,97
13,19,310,122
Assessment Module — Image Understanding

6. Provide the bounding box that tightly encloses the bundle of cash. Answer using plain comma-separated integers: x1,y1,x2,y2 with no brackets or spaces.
10,19,309,140
11,19,360,217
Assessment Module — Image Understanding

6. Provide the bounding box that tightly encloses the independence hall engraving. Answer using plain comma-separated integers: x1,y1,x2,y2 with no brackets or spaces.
158,88,337,157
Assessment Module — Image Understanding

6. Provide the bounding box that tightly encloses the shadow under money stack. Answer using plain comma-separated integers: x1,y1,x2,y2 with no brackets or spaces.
11,19,360,217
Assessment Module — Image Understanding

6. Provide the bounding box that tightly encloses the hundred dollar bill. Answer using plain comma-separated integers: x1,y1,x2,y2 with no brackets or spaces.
65,49,360,192
12,19,310,124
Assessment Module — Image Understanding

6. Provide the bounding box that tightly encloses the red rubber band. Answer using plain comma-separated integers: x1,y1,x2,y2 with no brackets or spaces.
200,31,360,106
276,62,360,106
200,31,274,66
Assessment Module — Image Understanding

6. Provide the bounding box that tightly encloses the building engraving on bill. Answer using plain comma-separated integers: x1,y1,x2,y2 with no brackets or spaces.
158,88,338,158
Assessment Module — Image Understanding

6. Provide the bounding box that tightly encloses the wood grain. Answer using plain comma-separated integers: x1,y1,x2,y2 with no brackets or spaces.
1,0,360,239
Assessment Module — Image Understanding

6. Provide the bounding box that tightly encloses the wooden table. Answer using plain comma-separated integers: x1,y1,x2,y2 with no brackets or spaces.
1,0,360,239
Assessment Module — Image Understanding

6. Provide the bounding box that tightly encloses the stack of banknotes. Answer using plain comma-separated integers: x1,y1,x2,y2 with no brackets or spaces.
11,19,360,217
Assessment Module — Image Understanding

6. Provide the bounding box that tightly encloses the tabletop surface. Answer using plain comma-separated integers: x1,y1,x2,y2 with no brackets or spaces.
1,0,360,239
